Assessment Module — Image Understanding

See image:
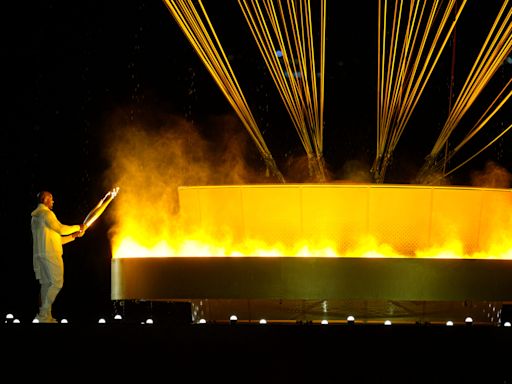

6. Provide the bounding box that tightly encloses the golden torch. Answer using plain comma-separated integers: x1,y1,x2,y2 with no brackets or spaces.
83,187,120,230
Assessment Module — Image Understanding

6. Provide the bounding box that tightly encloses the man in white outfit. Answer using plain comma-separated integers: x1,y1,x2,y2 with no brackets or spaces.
31,191,85,323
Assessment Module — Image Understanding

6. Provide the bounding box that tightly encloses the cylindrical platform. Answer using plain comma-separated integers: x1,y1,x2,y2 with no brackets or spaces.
112,257,512,301
111,257,512,322
111,184,512,322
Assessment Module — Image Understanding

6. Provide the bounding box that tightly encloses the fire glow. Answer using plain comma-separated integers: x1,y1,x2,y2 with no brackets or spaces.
110,184,512,260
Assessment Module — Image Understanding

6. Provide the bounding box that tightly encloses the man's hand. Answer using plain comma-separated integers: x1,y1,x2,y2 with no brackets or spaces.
72,224,86,239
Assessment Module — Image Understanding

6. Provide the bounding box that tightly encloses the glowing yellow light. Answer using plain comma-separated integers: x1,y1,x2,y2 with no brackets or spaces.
109,184,512,259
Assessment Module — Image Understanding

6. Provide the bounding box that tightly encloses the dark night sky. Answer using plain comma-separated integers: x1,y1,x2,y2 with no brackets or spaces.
2,1,511,321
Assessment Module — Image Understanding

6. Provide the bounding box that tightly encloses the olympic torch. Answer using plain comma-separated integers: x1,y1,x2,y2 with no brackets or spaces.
82,187,120,230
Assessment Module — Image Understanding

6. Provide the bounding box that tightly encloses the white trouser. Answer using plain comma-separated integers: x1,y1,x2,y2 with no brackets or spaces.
34,255,64,318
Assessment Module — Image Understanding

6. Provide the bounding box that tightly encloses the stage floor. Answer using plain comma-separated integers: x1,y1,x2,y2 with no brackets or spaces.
3,321,512,382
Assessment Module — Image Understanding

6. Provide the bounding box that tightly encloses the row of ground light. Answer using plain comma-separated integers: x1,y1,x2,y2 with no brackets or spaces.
3,313,512,327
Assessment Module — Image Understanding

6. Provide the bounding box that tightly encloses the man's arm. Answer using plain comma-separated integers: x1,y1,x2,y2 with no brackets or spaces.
61,235,76,245
61,230,83,245
44,210,81,235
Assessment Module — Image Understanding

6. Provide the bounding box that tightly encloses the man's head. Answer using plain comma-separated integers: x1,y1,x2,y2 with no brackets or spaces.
37,191,54,209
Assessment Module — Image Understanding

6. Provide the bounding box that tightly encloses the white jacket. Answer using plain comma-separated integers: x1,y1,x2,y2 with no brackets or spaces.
31,203,80,263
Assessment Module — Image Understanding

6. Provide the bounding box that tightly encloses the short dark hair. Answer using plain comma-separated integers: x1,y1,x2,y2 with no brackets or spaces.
37,191,50,203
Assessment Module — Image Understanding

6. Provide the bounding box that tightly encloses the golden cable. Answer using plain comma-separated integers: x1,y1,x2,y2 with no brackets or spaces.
429,0,511,159
448,80,512,159
163,0,285,182
239,0,326,179
375,0,465,181
444,122,512,178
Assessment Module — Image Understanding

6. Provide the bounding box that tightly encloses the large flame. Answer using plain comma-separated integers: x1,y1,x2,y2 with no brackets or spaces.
103,120,512,260
111,228,512,259
110,184,512,260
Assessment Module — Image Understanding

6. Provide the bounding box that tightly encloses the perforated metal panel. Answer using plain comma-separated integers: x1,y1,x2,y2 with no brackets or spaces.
177,184,512,256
